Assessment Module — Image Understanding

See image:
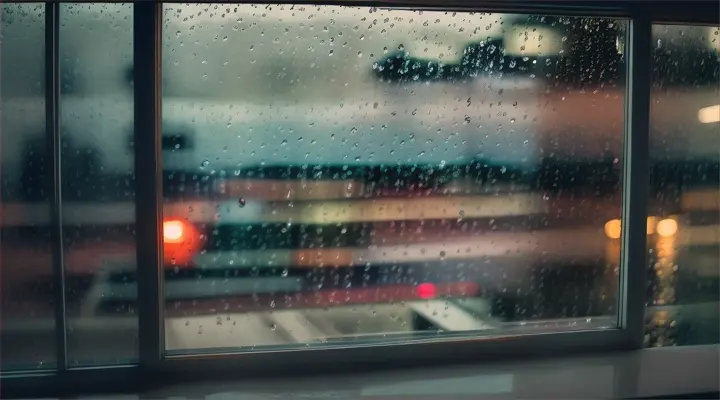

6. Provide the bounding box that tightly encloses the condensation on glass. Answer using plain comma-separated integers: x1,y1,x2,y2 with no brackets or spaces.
645,25,719,347
161,4,627,352
0,3,56,370
59,3,138,365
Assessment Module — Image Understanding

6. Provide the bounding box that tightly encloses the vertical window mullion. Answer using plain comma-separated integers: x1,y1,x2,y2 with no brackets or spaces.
134,1,164,369
619,13,652,349
46,0,66,372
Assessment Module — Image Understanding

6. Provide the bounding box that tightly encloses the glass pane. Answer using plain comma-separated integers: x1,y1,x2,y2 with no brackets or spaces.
162,5,626,353
59,3,137,365
0,3,55,370
645,25,719,347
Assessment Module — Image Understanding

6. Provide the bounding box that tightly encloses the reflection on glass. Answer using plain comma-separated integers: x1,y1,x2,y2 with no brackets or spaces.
0,3,55,370
161,5,626,352
645,25,720,347
59,3,137,365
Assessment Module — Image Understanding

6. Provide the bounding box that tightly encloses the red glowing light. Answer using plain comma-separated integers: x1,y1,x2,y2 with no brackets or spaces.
416,283,437,299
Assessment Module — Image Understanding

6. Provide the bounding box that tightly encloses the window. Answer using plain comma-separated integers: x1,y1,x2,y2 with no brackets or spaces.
1,3,55,371
161,4,626,352
645,24,719,347
59,3,137,365
1,1,718,397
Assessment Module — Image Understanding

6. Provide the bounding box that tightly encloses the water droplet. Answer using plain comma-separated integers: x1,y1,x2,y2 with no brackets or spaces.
270,323,277,331
238,197,246,207
201,160,210,168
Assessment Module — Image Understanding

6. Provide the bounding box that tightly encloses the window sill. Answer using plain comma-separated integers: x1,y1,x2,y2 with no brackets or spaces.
138,345,718,399
2,344,718,398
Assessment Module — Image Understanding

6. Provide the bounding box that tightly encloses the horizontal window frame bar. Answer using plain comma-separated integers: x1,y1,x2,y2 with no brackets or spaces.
157,327,634,382
6,0,720,24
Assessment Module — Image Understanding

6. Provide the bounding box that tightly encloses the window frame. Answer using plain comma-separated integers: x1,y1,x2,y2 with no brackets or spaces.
1,0,718,397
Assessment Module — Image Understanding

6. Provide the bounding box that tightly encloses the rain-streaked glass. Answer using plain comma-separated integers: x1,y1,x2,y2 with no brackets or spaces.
161,5,627,353
0,3,55,370
645,25,719,347
59,3,138,365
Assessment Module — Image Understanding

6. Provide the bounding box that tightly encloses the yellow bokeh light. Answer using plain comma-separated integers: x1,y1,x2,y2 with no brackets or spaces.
698,105,720,124
656,219,678,238
604,219,622,239
605,217,675,239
